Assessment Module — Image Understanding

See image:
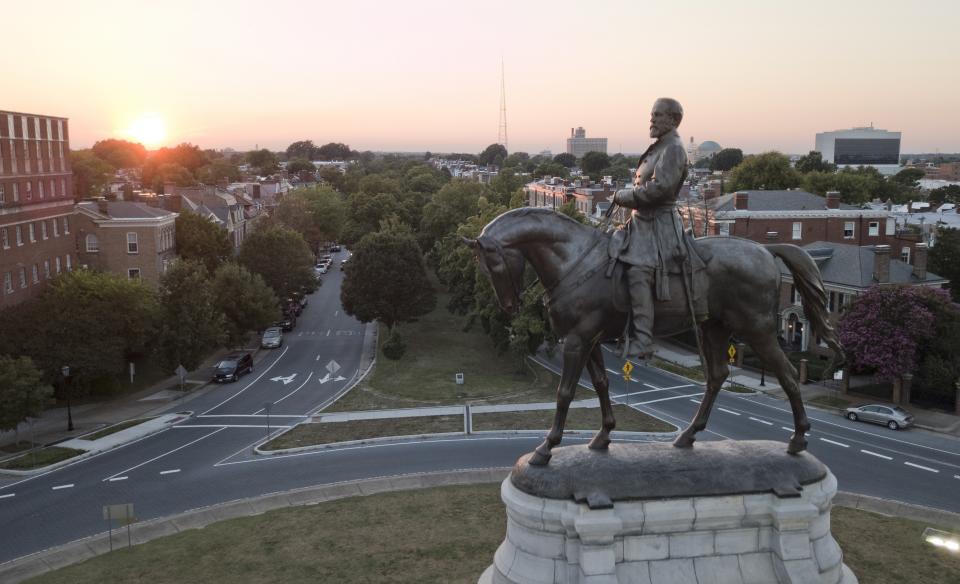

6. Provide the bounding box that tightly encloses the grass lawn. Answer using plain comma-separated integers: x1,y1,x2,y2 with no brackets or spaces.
262,416,464,450
809,395,853,409
0,441,35,454
650,357,705,383
84,417,157,441
472,405,675,433
0,446,85,470
27,485,959,584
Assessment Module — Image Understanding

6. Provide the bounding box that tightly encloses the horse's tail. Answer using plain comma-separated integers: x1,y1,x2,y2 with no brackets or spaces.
765,244,846,371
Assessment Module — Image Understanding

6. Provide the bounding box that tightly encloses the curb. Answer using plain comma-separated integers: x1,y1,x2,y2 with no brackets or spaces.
2,468,958,584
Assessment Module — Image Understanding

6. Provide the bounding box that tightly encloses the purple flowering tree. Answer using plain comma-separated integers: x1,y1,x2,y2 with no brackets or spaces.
837,286,936,381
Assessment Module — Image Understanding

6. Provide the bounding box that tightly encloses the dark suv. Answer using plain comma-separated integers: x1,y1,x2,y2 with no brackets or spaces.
213,352,254,383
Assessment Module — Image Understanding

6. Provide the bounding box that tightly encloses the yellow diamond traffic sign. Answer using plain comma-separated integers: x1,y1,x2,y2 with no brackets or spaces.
728,344,736,364
622,361,634,381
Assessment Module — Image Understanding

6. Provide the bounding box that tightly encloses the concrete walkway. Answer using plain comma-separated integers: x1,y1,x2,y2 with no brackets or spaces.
313,399,602,423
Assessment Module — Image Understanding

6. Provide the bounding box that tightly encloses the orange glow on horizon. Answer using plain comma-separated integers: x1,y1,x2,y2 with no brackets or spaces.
124,113,167,149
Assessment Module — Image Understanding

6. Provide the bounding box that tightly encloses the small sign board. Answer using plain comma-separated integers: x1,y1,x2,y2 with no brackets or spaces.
175,365,188,383
727,345,737,364
833,370,844,381
622,361,634,381
455,373,465,385
326,360,341,375
103,503,135,524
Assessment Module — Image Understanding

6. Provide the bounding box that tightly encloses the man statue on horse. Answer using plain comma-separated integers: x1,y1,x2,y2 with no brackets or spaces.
609,97,706,360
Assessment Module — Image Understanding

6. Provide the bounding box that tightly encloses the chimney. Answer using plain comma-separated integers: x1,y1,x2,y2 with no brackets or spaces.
97,197,109,216
571,128,574,137
826,191,841,209
873,245,890,283
734,191,749,210
912,243,928,279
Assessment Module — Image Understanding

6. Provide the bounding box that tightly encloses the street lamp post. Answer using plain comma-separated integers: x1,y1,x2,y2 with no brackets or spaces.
61,365,73,432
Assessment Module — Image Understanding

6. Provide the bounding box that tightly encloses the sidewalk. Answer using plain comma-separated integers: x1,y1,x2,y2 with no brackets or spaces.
653,339,960,437
0,346,263,458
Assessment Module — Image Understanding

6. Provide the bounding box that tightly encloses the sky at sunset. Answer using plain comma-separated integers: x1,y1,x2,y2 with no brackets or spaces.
4,0,959,155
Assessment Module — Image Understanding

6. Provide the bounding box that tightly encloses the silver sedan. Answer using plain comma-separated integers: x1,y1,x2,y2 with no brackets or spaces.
844,404,914,430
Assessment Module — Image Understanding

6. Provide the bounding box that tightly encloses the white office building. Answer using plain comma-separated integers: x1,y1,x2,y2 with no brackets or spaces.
565,127,608,158
814,125,901,175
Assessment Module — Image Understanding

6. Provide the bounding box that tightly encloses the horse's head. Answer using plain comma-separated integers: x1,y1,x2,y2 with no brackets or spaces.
462,235,525,316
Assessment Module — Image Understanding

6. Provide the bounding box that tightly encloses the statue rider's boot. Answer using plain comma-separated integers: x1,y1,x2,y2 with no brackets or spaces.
623,267,655,361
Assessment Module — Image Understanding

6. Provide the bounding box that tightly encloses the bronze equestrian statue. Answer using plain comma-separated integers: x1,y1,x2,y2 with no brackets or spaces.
464,101,843,466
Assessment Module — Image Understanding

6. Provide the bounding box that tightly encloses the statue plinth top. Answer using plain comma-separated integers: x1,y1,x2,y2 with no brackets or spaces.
510,440,827,509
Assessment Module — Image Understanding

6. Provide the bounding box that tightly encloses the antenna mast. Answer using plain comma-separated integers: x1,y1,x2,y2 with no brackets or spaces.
497,59,508,151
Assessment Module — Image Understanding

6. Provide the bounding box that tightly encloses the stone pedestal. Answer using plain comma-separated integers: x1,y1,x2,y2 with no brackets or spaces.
480,441,857,584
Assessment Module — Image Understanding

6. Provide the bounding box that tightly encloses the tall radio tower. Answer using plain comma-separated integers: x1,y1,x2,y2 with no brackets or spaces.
497,59,508,151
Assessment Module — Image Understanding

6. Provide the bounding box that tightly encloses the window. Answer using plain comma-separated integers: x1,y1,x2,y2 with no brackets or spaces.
55,256,61,274
41,221,48,240
15,225,23,246
52,219,59,237
791,222,802,240
43,260,50,279
127,232,139,254
719,223,731,236
63,217,69,234
3,272,11,294
28,223,35,243
18,268,26,288
827,291,835,313
843,221,855,239
901,246,911,264
66,254,72,271
128,268,141,279
38,181,44,199
1,228,7,249
31,265,39,284
49,180,54,198
12,183,18,202
886,217,896,236
868,221,879,236
0,184,4,203
25,181,31,201
86,233,99,252
60,179,66,197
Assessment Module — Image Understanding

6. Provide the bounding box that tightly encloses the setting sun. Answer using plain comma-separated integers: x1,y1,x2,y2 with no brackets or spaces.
125,113,166,148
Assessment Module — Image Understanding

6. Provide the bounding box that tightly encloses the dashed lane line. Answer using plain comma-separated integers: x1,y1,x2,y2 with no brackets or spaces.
107,476,128,482
103,428,226,482
749,417,774,426
861,450,893,461
689,399,702,404
0,493,15,499
904,462,939,473
159,469,181,475
718,408,741,416
51,484,74,490
781,426,794,432
820,438,850,448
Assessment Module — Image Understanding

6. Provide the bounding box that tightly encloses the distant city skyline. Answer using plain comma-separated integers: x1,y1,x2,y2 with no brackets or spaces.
4,0,959,156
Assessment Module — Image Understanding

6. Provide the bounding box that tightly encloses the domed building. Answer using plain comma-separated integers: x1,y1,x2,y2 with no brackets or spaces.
696,140,722,159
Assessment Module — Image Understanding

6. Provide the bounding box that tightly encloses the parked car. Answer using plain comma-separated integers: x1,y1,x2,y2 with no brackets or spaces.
275,313,296,331
261,327,283,349
286,298,302,316
213,352,254,383
331,244,342,252
292,291,307,309
844,404,914,430
340,258,349,269
316,264,328,274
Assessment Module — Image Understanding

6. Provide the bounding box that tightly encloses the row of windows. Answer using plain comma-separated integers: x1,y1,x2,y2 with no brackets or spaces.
0,217,70,249
2,254,72,295
0,139,66,176
1,115,65,141
791,286,852,314
0,177,69,204
86,231,142,254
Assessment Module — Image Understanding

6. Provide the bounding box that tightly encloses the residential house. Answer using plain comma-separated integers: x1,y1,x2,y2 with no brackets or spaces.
169,186,247,253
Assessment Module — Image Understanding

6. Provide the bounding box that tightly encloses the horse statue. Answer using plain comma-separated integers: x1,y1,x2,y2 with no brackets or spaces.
464,207,843,466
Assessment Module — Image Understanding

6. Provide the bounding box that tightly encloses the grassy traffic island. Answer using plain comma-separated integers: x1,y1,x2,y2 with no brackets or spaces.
25,484,959,584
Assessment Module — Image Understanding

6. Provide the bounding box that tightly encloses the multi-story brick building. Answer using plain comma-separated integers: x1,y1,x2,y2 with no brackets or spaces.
75,199,177,285
0,110,75,308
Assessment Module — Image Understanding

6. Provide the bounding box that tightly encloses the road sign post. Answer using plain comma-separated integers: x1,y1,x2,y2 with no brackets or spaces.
103,503,135,551
727,344,736,364
622,361,633,382
175,364,188,396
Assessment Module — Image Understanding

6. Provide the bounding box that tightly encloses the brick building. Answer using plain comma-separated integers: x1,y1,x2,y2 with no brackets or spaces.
524,177,627,222
75,199,177,285
0,110,75,308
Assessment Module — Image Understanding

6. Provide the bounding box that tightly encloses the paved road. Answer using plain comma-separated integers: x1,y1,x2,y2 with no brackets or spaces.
2,254,960,564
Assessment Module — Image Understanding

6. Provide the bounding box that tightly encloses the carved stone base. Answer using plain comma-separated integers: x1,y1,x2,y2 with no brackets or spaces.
480,441,857,584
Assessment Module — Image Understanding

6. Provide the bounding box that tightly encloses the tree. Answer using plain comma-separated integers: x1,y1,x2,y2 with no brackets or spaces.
420,180,484,253
0,356,53,442
316,142,353,161
196,159,240,185
239,227,316,299
553,153,577,168
175,210,233,273
247,149,279,174
794,150,835,174
532,162,570,179
580,151,611,175
928,185,960,206
147,163,195,193
212,263,280,348
273,186,346,250
929,227,960,301
286,158,316,175
478,143,508,167
727,152,801,191
318,166,346,192
837,286,937,381
488,167,524,207
341,227,436,330
157,261,226,371
891,167,925,189
286,140,318,160
91,139,147,169
710,148,744,172
71,150,114,199
503,152,530,168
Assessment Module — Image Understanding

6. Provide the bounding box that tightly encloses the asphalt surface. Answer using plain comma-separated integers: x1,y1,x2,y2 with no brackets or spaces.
1,251,959,564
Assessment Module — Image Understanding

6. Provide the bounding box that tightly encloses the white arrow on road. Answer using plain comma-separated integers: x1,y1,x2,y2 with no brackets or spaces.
326,360,341,375
318,373,348,384
270,374,297,385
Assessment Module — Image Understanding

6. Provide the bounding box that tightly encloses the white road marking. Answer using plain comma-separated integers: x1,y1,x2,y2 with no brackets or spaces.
326,330,331,336
202,346,290,414
51,484,74,490
614,388,669,398
298,332,303,337
334,310,339,316
820,438,850,448
198,414,307,418
954,475,960,480
749,416,774,426
904,462,939,473
0,493,15,499
633,393,704,406
781,426,794,432
159,469,181,475
861,450,892,461
718,408,741,416
661,384,696,390
103,428,225,481
316,355,321,361
643,383,664,390
108,476,128,482
173,424,292,429
689,399,701,404
273,371,315,405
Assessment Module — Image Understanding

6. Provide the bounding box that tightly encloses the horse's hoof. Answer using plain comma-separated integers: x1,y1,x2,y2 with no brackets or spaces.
787,436,807,455
528,449,552,466
588,435,610,450
673,433,696,448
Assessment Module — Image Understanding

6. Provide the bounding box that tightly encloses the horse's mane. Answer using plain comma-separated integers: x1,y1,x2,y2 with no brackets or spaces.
479,207,591,244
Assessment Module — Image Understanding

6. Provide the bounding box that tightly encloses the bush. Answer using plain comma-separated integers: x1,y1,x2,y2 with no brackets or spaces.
382,328,407,360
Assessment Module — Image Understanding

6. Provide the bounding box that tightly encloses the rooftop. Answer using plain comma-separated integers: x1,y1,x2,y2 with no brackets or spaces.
79,200,176,220
713,190,859,212
778,241,947,288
